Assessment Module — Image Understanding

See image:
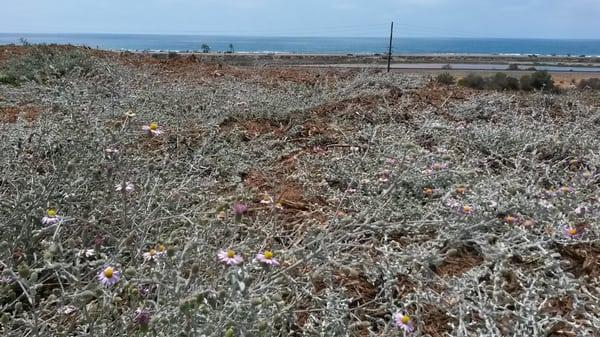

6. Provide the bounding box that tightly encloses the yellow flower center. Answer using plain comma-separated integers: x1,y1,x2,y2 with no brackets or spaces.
47,208,57,217
561,187,570,193
149,122,158,131
568,228,577,236
263,251,273,259
456,186,466,194
401,315,410,324
423,188,433,195
103,267,114,278
463,205,472,213
505,215,515,224
226,250,235,258
157,244,165,252
149,249,157,256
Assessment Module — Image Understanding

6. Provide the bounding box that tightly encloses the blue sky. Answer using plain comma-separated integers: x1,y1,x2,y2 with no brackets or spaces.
2,0,599,39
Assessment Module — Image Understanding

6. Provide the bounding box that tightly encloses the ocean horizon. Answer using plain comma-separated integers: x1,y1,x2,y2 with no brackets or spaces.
2,33,600,56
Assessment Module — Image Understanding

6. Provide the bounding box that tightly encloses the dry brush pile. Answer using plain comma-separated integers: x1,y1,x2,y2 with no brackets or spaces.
0,45,599,337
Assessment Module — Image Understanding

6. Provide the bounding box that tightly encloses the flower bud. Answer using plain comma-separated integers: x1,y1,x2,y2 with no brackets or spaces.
17,264,30,279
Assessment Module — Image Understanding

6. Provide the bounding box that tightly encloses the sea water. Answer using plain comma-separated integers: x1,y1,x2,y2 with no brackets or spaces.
1,33,600,56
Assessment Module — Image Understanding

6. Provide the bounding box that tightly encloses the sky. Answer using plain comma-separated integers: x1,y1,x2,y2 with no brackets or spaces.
2,0,600,39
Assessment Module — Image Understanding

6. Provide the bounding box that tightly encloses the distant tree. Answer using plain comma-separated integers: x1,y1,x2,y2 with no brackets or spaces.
228,44,235,53
201,44,210,53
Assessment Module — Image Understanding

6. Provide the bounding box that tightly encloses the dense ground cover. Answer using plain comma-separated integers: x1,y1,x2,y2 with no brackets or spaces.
1,45,599,337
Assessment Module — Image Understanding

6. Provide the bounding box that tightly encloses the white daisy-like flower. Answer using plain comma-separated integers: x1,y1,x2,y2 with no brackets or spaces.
41,208,61,226
218,249,243,266
393,312,415,333
77,249,95,258
255,250,280,266
98,266,121,287
60,305,78,315
142,122,163,136
143,249,158,262
115,181,135,193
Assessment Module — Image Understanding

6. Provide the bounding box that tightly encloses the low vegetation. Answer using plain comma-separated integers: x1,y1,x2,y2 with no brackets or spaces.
0,44,98,85
435,72,455,85
456,71,555,92
0,45,599,337
578,77,600,90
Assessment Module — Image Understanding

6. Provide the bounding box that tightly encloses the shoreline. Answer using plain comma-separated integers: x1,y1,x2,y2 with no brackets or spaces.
141,50,600,71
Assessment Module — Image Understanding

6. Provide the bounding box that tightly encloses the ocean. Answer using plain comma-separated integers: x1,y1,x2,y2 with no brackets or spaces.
1,33,600,56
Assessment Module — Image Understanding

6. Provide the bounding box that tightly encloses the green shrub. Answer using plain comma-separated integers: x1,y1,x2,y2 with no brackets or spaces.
436,72,455,85
577,78,600,90
529,70,554,90
487,72,520,91
520,75,533,91
458,73,485,89
0,73,20,86
0,44,96,85
459,73,519,91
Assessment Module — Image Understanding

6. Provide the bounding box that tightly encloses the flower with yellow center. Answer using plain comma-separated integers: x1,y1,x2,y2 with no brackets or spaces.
47,208,57,217
462,205,473,214
423,188,434,196
256,250,279,266
142,122,163,136
42,208,61,225
218,249,243,265
456,186,466,194
563,225,583,239
104,267,114,278
98,265,121,287
393,312,414,332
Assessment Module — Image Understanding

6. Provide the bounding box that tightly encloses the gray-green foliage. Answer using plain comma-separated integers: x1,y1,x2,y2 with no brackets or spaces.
0,47,599,337
0,45,97,85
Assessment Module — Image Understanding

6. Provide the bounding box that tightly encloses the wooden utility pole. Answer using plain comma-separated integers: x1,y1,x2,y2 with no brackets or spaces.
387,21,394,72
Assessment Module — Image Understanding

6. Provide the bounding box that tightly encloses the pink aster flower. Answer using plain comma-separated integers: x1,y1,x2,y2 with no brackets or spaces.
574,205,588,216
218,249,243,266
143,249,159,262
232,203,249,216
98,266,121,287
424,162,448,175
562,225,584,239
393,312,415,333
115,181,135,193
41,208,61,226
378,169,391,182
133,308,151,328
255,250,280,266
142,122,163,136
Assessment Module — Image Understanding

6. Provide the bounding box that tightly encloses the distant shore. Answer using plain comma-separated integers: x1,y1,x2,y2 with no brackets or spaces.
143,50,600,73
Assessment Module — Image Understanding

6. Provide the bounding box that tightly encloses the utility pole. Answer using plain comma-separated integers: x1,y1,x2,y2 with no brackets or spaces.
387,21,394,72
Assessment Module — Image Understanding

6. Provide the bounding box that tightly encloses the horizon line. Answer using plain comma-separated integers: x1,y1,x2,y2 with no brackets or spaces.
2,31,600,41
